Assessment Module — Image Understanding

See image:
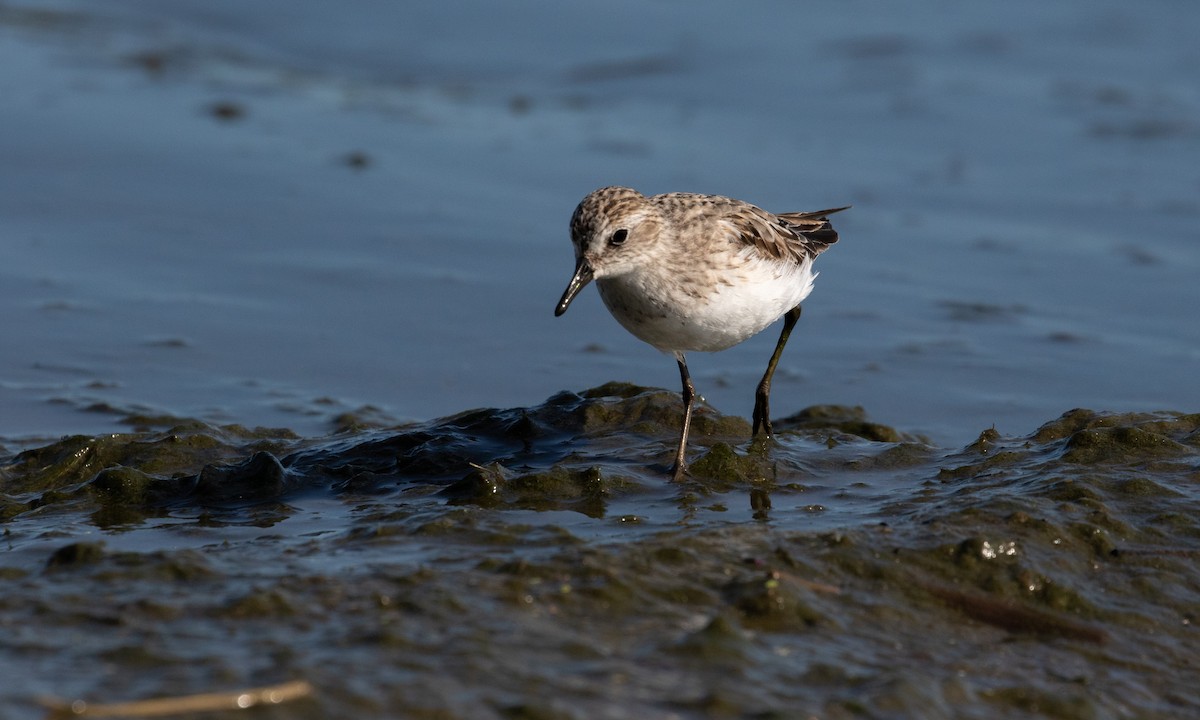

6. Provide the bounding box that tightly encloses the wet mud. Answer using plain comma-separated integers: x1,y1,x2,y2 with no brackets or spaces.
3,385,1198,718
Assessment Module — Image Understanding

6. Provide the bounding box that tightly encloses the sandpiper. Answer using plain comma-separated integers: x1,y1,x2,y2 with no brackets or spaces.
555,186,847,481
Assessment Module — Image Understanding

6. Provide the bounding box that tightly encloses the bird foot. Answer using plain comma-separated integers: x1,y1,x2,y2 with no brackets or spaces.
752,396,774,438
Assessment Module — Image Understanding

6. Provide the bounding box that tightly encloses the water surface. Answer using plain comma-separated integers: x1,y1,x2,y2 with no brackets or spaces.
1,0,1196,445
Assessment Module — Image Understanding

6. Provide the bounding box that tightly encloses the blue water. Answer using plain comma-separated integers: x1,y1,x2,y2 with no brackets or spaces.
2,0,1197,448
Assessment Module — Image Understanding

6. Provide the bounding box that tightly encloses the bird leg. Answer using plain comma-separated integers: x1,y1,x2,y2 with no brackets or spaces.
670,352,695,481
753,305,802,438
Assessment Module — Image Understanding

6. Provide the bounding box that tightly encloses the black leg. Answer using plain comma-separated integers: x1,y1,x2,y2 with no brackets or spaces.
670,352,695,482
753,305,802,438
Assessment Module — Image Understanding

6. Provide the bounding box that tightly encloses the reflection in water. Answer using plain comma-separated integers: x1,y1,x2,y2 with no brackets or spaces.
750,486,772,521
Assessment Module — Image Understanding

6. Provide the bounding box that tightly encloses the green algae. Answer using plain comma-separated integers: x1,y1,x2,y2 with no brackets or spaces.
688,442,775,484
845,441,933,470
1061,426,1189,464
777,404,916,443
89,465,158,505
1,423,299,497
2,386,1200,718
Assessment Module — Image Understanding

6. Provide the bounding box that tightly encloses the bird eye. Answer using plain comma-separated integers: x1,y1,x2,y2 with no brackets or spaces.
609,228,629,246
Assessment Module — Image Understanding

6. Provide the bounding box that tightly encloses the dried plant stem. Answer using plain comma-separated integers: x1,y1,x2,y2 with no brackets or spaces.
40,679,313,719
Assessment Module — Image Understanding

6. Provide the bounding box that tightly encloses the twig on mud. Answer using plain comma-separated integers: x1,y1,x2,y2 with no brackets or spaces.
39,679,313,719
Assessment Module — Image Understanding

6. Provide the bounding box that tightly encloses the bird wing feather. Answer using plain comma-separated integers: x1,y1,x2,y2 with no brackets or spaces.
729,205,848,263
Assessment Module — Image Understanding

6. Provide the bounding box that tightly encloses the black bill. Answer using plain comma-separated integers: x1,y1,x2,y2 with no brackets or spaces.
554,257,594,316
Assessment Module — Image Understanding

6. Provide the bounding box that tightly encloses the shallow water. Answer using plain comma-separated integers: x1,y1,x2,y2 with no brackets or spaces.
3,386,1199,717
1,0,1197,446
2,1,1199,717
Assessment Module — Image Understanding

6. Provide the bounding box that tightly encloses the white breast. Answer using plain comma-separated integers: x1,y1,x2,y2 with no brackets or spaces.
598,248,817,353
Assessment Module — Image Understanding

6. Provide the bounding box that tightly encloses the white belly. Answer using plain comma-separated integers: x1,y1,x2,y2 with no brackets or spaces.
597,252,817,353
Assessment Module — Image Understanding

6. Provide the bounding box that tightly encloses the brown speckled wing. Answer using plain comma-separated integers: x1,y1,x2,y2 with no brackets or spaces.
646,192,848,264
775,206,849,258
728,205,849,264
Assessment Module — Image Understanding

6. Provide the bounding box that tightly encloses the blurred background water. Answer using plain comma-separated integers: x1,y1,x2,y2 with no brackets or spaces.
2,0,1197,445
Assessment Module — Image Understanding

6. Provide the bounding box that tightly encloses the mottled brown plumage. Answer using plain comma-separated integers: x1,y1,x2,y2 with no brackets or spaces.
556,186,848,481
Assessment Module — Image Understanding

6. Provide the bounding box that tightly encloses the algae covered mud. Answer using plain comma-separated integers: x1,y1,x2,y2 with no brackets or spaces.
2,384,1198,718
